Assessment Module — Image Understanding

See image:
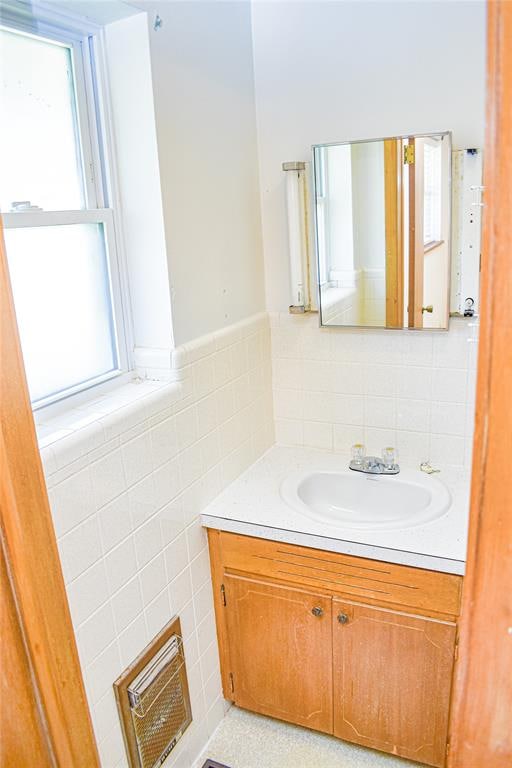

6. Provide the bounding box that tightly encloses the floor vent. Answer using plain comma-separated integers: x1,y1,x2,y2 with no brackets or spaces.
201,761,231,768
114,616,192,768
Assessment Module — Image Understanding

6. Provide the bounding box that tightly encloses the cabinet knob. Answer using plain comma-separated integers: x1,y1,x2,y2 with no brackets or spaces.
337,612,349,624
311,606,324,617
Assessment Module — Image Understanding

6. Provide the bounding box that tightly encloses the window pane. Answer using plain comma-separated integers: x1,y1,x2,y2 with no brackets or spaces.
423,143,442,244
5,223,118,403
0,28,84,212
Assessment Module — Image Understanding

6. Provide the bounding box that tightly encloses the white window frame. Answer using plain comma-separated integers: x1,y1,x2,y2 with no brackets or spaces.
1,7,133,411
423,139,443,249
314,147,330,288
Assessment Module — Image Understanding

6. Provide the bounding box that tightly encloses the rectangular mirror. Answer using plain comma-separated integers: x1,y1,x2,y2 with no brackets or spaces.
313,132,452,330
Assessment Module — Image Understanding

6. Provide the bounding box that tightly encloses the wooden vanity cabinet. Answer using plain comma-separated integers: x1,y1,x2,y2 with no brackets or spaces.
207,530,463,768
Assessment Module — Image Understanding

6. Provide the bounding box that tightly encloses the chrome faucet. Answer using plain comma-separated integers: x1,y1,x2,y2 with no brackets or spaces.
349,449,400,476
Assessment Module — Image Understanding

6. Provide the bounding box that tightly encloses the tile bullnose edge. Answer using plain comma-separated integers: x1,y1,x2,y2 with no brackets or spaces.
38,312,272,475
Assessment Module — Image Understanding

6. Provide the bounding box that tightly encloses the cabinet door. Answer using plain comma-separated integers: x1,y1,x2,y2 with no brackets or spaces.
333,600,456,767
224,574,333,733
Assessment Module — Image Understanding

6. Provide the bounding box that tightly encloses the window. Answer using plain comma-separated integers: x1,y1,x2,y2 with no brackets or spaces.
423,141,442,247
1,18,129,408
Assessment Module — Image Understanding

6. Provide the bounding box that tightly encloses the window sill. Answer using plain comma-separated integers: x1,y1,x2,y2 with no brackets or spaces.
321,284,356,309
36,376,183,481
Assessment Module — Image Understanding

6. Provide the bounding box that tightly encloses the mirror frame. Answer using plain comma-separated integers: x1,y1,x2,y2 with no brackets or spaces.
312,130,453,332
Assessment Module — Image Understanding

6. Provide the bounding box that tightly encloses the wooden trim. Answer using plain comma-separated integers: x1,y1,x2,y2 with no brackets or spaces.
0,218,100,766
384,139,403,327
1,531,54,768
408,137,425,328
448,2,512,766
207,529,234,699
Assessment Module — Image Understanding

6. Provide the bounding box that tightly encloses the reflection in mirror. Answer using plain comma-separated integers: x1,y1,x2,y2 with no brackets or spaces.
313,132,451,330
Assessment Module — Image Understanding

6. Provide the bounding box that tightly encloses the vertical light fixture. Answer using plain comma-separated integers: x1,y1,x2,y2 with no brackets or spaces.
282,161,311,313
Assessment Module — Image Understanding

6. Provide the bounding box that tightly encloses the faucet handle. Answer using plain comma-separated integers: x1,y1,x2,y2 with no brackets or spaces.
351,443,365,466
382,446,397,468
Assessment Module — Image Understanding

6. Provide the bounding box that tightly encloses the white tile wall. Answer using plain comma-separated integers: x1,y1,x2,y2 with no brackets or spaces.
34,307,478,767
38,313,274,768
270,312,478,470
361,269,386,325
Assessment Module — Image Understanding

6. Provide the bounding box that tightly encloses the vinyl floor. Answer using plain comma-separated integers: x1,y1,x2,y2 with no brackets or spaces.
197,707,417,768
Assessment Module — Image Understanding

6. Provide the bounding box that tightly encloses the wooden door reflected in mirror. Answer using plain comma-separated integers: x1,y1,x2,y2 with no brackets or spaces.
313,132,452,330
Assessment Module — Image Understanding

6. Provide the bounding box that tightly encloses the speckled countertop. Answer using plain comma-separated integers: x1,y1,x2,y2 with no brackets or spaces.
201,446,470,575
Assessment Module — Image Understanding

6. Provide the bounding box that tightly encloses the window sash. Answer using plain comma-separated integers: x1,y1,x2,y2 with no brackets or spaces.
2,11,132,409
314,147,331,287
3,209,129,408
316,199,329,286
72,35,102,209
0,22,101,211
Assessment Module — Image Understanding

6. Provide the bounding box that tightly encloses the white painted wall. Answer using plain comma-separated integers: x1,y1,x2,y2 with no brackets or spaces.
142,0,266,345
253,0,485,467
105,13,174,354
251,0,486,312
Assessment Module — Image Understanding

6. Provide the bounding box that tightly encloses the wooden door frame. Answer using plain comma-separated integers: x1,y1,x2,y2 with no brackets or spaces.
0,219,100,766
1,517,54,767
448,2,512,765
384,138,403,327
407,137,425,328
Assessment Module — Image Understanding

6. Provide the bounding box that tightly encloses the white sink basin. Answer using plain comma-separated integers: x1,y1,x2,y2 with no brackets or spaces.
280,468,451,530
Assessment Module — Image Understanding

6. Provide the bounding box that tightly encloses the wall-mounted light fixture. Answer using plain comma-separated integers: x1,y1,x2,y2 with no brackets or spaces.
450,148,483,317
282,161,312,313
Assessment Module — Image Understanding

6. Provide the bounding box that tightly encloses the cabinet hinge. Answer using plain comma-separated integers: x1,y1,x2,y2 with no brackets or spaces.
220,584,226,606
404,144,415,165
229,672,234,694
446,738,451,761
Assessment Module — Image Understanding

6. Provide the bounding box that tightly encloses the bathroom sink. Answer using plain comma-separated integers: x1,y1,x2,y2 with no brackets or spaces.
280,468,451,530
